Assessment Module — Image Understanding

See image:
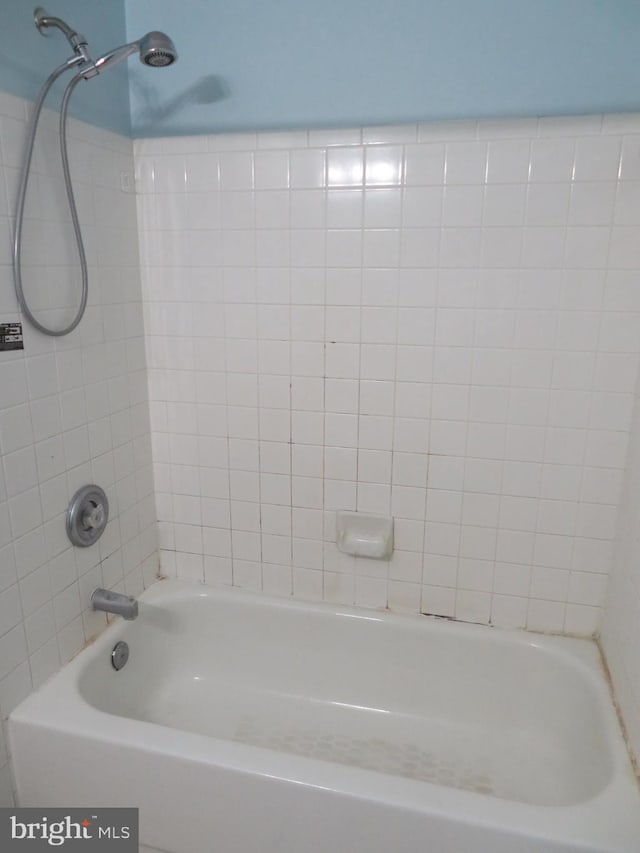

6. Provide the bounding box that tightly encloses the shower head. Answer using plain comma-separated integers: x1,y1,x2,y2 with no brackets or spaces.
139,31,178,67
33,9,177,77
91,31,177,76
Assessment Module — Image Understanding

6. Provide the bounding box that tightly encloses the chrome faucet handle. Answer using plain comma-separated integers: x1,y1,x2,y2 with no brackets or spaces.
82,502,105,530
67,485,109,547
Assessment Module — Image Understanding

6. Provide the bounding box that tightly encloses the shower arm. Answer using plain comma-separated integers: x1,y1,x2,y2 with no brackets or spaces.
34,7,91,63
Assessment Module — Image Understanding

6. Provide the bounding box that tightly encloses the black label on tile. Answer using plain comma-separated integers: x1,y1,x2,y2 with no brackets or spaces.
0,323,23,351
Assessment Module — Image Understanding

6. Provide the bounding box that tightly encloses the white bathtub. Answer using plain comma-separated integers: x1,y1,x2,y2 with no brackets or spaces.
9,579,640,853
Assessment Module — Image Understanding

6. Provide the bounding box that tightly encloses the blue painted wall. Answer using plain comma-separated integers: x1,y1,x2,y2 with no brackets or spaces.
4,2,640,138
1,0,131,135
126,0,640,138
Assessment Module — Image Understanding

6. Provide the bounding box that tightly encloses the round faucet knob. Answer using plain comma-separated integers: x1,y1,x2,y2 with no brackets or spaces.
66,485,109,547
82,501,105,530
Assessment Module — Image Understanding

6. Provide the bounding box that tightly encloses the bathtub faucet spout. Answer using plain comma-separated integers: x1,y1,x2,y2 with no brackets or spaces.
91,588,138,620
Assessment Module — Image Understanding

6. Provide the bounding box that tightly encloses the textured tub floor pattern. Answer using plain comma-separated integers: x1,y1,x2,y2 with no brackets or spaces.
234,715,495,795
123,676,579,805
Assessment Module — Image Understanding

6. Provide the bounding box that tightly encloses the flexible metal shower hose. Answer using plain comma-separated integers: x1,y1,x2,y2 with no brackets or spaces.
13,56,89,337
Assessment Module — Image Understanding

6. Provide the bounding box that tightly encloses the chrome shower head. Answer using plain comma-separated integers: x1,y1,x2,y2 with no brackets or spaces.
139,31,178,67
92,31,177,75
33,9,177,74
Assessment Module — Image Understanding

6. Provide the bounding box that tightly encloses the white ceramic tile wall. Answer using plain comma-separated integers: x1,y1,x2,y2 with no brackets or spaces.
601,380,640,766
0,91,157,804
136,114,640,640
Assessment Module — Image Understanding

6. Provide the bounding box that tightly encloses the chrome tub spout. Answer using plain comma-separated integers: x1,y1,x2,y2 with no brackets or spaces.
91,588,138,620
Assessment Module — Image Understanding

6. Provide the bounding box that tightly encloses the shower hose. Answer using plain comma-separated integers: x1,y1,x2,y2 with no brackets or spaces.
13,56,90,337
